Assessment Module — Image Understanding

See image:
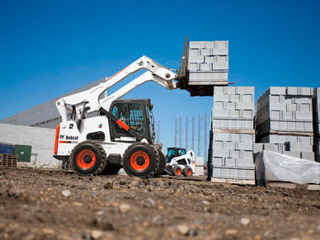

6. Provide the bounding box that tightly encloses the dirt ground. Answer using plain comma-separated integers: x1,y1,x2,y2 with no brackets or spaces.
0,169,320,240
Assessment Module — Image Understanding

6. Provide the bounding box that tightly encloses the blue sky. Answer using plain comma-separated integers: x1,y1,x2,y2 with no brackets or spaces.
0,0,319,157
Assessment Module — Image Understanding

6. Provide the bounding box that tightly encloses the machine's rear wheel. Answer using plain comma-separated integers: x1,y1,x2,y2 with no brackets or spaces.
183,166,193,177
70,141,107,175
156,150,166,176
172,166,182,177
122,142,159,178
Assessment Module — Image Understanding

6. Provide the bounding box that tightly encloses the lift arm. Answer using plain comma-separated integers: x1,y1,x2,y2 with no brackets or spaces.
56,56,177,122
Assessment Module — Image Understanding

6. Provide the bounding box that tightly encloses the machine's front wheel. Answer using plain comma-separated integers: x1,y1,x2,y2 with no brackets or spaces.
183,166,193,177
122,143,159,178
70,141,107,175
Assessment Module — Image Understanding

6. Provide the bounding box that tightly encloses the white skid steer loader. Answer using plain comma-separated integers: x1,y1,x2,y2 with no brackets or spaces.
165,147,196,177
53,56,175,178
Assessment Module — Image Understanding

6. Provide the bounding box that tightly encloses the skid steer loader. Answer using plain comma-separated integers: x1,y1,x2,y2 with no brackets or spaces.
53,56,175,178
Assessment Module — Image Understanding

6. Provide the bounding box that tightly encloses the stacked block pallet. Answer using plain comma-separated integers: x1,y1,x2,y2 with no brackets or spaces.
255,87,315,161
211,86,255,184
0,154,18,168
188,41,228,85
314,88,320,162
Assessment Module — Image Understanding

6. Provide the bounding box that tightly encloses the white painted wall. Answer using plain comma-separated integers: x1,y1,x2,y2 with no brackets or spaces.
0,123,60,167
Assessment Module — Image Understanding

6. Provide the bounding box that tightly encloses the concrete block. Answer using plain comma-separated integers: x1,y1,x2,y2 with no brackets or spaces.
212,167,255,180
212,119,254,129
240,150,253,159
235,142,253,151
212,148,230,158
236,158,254,167
287,87,298,96
269,87,287,95
262,134,314,145
229,109,241,119
189,55,205,63
189,72,228,82
297,103,312,112
253,143,264,153
213,133,230,141
199,63,211,71
295,111,313,121
212,157,224,166
236,87,254,95
269,102,286,111
189,41,206,48
263,143,276,151
236,102,255,110
285,142,313,152
224,102,236,110
230,150,240,159
299,87,313,96
240,134,255,143
301,152,315,161
188,63,198,71
201,48,211,56
188,49,200,58
283,151,301,158
230,94,241,102
213,86,225,95
286,103,297,111
212,109,230,118
225,158,237,166
240,110,254,119
241,94,254,103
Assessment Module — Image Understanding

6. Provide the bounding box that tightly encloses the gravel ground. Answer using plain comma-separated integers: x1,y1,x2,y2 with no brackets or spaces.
0,169,320,240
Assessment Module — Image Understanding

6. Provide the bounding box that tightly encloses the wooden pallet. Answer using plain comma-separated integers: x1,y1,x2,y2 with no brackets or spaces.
268,130,314,137
211,177,255,185
267,182,320,191
213,128,255,135
0,154,18,168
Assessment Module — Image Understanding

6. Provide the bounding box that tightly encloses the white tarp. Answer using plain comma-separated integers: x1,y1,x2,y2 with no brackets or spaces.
255,150,320,185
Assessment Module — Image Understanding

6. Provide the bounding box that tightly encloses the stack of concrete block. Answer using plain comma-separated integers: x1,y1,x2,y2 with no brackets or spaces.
256,87,313,135
314,88,320,162
255,87,315,161
211,86,255,183
253,140,315,161
188,41,228,85
195,156,204,176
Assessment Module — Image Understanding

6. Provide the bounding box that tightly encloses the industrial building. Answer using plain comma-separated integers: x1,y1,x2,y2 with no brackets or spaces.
1,78,105,129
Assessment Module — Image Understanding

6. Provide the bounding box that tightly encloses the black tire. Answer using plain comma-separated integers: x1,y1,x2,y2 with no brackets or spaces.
122,142,159,179
62,160,67,170
156,150,166,176
172,166,182,177
65,160,72,171
70,140,107,175
62,159,72,171
102,165,121,175
183,166,193,177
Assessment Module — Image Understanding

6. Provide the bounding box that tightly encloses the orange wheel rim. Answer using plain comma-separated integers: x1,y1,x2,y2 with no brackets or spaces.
175,168,182,176
187,169,192,176
76,149,96,170
130,151,150,171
